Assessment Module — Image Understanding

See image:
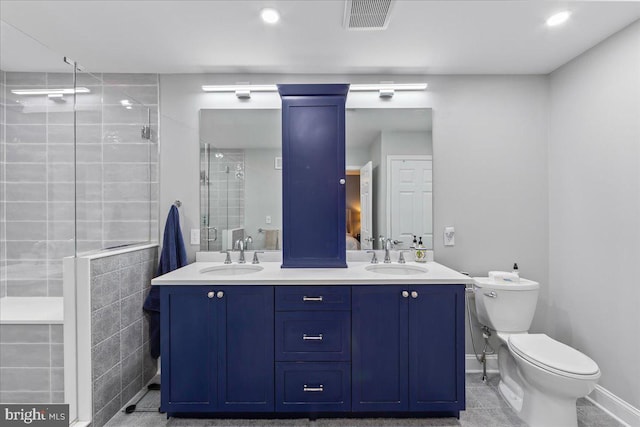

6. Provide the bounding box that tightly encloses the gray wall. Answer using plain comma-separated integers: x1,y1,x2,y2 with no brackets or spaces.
548,20,640,408
158,73,549,357
89,246,158,427
0,324,63,403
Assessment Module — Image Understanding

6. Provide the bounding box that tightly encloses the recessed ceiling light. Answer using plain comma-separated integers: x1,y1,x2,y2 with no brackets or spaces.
260,8,280,24
546,11,571,27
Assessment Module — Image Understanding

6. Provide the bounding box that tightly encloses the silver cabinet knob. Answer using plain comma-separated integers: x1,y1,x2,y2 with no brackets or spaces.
339,178,346,184
402,291,409,298
207,291,215,299
411,291,418,299
216,291,224,299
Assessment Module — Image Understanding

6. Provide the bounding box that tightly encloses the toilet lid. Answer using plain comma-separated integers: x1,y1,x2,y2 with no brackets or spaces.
508,334,599,376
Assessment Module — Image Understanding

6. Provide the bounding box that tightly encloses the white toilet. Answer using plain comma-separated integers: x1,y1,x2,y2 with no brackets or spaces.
473,277,600,427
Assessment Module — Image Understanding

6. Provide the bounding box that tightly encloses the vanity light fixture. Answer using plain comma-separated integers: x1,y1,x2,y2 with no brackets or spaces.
349,83,427,91
11,87,91,96
202,84,278,99
202,84,278,92
260,8,280,24
546,11,571,27
350,83,427,98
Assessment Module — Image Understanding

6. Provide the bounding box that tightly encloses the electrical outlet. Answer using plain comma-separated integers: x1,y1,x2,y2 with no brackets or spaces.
444,227,455,246
265,215,272,224
190,229,200,245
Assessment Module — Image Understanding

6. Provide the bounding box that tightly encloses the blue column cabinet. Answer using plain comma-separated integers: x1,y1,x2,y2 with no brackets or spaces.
352,285,465,415
160,286,274,415
278,84,349,268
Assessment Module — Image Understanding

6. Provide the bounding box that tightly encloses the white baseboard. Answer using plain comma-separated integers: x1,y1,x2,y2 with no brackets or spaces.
587,384,640,427
465,353,499,373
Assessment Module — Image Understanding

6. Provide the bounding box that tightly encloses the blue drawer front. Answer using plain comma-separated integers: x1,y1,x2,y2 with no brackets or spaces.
276,362,351,412
275,286,351,311
276,312,350,361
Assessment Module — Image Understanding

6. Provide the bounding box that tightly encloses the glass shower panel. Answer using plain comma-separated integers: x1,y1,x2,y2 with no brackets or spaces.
73,70,159,254
0,22,76,299
0,20,74,408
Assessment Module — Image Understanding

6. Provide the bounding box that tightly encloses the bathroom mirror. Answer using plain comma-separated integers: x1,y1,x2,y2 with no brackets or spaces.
199,108,433,252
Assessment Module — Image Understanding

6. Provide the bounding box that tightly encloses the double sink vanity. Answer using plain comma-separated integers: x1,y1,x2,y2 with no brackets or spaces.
153,84,471,420
152,252,471,418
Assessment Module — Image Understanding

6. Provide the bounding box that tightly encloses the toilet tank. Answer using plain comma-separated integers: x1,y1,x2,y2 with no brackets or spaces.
473,277,540,333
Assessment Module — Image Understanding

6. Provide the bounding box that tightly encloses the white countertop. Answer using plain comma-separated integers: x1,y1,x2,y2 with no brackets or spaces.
151,260,472,286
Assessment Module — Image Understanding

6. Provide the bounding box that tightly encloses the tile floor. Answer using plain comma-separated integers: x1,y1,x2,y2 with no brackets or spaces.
104,374,624,427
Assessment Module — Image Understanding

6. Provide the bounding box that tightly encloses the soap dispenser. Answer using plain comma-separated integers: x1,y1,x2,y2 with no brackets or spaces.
415,237,427,263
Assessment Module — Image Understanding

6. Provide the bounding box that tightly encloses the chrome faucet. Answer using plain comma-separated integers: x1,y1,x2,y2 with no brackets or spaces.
244,235,253,249
235,239,247,264
384,238,393,263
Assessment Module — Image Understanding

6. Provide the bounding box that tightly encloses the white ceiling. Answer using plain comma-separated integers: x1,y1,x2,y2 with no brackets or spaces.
200,108,431,149
1,1,639,75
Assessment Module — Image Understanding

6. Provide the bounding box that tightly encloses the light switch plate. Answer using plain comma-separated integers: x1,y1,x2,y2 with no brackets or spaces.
265,215,272,224
190,229,200,245
444,227,455,246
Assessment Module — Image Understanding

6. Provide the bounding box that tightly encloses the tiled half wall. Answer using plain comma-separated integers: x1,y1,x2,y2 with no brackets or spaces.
79,244,158,427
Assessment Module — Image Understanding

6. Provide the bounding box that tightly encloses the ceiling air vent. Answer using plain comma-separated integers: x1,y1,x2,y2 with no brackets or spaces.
343,0,395,30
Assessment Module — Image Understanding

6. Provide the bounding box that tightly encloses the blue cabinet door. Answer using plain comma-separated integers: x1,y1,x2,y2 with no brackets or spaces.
352,286,409,411
217,286,274,412
408,285,465,411
160,286,217,414
279,84,349,268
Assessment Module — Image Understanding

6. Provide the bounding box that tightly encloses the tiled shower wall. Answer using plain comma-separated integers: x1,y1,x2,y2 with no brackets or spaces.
1,69,6,297
200,148,245,251
89,246,158,427
0,324,63,403
0,71,159,297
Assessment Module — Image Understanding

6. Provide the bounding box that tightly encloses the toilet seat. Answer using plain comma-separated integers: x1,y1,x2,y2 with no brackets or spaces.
508,334,600,379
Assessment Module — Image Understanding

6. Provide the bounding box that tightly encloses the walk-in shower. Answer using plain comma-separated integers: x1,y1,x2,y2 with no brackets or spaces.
0,20,159,427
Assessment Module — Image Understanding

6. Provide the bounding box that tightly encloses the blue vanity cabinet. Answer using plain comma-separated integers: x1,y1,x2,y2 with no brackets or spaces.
278,84,349,269
160,285,274,415
352,285,465,414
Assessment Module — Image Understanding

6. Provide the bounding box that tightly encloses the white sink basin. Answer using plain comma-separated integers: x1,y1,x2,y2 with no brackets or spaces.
365,264,428,276
199,264,264,276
